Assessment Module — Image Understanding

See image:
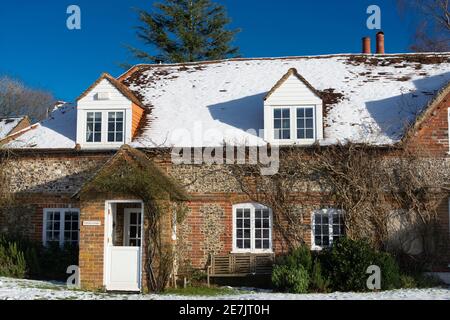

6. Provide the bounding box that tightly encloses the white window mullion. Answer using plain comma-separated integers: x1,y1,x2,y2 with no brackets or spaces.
101,111,107,144
291,106,296,142
250,208,254,252
59,211,65,247
269,211,273,251
329,212,334,247
313,107,317,141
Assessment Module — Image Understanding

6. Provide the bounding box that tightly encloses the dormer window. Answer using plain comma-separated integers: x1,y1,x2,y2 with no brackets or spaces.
264,68,323,145
76,73,146,149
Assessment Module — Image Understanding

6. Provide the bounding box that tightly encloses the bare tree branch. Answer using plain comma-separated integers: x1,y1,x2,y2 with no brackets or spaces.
0,76,56,121
398,0,450,52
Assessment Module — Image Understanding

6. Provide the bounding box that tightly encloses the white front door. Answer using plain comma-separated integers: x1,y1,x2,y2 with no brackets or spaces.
105,203,143,292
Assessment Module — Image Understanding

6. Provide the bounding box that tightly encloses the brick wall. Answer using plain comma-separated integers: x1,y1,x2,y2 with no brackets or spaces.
1,134,449,290
177,193,321,270
435,197,450,272
0,193,78,241
79,199,106,290
407,90,449,157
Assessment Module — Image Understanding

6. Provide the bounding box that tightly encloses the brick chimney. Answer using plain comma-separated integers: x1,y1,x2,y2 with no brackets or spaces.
362,37,371,54
376,31,385,54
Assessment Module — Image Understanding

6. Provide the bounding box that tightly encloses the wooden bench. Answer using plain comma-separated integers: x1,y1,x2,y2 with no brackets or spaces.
207,253,275,286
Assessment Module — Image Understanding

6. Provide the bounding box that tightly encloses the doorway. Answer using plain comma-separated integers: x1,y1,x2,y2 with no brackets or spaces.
104,201,144,292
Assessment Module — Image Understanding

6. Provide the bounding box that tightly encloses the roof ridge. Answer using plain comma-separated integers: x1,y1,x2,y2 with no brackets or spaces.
119,52,450,70
0,116,26,120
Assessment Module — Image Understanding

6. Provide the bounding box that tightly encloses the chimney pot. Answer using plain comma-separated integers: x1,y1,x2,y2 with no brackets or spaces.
362,37,371,54
376,31,385,54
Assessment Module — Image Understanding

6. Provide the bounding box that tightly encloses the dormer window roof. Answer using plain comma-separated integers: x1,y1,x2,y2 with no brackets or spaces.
77,73,145,109
264,68,324,145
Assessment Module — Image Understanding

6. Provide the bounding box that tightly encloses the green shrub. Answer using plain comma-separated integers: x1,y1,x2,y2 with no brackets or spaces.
271,264,309,293
399,274,417,289
310,259,330,293
321,238,402,292
277,245,313,272
38,243,79,281
271,245,313,293
320,238,376,292
374,252,401,290
414,274,442,288
0,234,78,280
0,237,27,278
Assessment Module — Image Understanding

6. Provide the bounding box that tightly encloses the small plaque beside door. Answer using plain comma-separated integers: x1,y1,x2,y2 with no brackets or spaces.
83,220,101,226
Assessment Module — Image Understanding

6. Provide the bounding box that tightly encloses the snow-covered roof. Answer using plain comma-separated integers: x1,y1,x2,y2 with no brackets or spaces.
6,104,76,149
6,53,450,149
0,117,27,140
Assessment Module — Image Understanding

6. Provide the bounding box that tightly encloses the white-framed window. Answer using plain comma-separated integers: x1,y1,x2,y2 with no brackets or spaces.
296,107,315,140
43,209,80,247
82,110,127,145
233,203,273,253
274,108,291,140
86,112,102,143
268,105,317,143
311,209,345,250
124,209,142,247
107,111,124,143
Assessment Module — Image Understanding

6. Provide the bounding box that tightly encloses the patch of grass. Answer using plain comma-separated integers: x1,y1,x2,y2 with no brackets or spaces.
164,286,240,297
30,284,64,291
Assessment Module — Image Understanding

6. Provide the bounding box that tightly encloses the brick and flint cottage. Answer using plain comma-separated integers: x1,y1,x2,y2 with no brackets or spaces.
1,46,449,291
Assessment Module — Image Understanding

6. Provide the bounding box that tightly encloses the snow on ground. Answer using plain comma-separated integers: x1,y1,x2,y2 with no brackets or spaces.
1,277,449,300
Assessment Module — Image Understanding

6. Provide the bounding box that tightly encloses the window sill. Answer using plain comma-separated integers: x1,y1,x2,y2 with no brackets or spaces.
268,139,318,146
78,143,125,150
231,250,274,255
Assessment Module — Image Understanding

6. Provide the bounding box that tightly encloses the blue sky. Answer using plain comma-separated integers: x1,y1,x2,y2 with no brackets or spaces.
0,0,417,101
